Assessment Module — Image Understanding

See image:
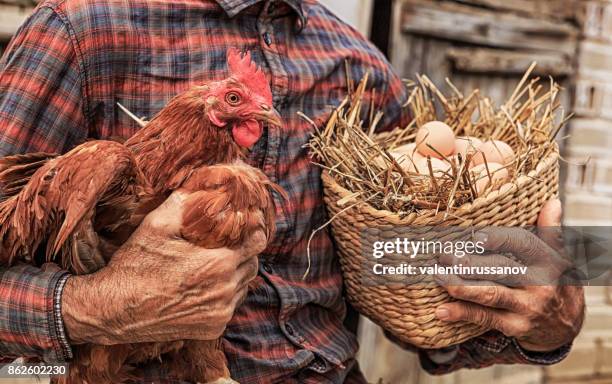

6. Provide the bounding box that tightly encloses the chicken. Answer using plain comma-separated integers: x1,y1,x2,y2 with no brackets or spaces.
0,49,282,384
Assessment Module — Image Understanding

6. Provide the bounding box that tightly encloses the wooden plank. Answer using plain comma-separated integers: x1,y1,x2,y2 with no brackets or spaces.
357,317,422,384
0,0,38,5
0,3,34,40
454,0,581,21
447,47,573,76
401,0,579,55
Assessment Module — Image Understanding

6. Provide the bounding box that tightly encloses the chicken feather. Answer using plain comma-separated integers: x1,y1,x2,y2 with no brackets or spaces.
0,49,282,384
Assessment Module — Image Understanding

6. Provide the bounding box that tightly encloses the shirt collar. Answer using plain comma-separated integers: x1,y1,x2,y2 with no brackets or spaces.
215,0,306,28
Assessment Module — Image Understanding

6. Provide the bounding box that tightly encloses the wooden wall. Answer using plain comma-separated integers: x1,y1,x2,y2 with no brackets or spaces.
0,1,36,44
389,0,578,116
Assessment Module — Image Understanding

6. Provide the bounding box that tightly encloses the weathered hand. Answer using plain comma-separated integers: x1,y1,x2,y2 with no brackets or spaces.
435,199,585,352
62,191,266,345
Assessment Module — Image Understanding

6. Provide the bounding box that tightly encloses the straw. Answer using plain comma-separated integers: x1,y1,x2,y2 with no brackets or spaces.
305,63,565,215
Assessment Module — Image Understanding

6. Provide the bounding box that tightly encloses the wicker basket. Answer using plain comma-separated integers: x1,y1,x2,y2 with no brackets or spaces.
322,133,559,349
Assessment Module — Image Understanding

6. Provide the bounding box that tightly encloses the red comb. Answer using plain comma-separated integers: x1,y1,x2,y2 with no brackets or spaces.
227,48,273,105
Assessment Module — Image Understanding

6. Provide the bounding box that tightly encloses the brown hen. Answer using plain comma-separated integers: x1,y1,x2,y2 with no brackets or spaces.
0,49,282,384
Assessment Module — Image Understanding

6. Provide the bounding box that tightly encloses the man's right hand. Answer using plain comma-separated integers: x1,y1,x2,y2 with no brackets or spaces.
61,191,265,345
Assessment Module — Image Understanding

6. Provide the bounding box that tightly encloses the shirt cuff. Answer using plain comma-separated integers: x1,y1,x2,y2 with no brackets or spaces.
511,337,571,365
0,263,72,363
419,331,572,374
51,273,73,361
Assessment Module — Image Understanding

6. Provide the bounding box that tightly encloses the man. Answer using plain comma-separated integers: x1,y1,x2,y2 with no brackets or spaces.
0,0,584,383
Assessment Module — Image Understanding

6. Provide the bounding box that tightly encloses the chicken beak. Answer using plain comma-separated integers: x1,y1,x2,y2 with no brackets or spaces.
257,105,283,127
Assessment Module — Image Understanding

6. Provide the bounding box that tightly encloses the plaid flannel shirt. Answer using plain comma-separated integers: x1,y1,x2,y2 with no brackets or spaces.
0,0,570,382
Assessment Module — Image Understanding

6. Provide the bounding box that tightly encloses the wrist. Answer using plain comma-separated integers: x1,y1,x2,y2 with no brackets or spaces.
516,339,566,353
61,270,123,345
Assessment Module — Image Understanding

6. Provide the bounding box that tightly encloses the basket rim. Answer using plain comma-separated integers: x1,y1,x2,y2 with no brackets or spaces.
321,147,559,225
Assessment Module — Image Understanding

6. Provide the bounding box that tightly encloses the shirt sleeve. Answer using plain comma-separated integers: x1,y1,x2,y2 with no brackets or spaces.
385,329,570,373
0,4,87,155
0,4,86,362
417,331,571,374
0,264,71,363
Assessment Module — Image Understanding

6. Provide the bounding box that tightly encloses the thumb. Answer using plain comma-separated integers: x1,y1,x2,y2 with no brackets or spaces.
141,190,188,236
538,198,562,227
537,198,563,254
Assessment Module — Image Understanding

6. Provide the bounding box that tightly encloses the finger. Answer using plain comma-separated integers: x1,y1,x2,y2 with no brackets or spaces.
239,230,268,262
235,257,259,291
477,227,541,256
436,274,525,311
537,199,565,254
438,253,531,286
538,199,562,227
436,302,530,338
231,285,250,309
476,227,559,267
142,190,188,236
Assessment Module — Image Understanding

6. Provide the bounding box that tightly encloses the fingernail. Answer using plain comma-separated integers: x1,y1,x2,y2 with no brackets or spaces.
474,230,489,244
434,275,446,285
551,199,562,222
436,307,450,320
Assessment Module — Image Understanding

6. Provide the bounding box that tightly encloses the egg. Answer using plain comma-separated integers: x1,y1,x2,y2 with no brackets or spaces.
415,121,455,159
372,154,388,168
454,136,483,158
373,146,423,171
415,157,451,176
393,143,424,161
391,142,424,167
389,150,418,172
472,140,515,166
469,162,509,195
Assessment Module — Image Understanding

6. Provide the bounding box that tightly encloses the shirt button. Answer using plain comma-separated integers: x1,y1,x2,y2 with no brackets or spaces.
285,323,295,336
262,32,272,46
262,263,273,273
312,358,325,372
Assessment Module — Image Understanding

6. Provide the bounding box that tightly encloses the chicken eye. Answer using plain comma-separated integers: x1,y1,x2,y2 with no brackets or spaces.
225,92,241,105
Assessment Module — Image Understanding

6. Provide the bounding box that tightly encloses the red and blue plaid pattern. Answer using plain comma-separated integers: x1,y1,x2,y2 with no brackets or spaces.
0,0,569,382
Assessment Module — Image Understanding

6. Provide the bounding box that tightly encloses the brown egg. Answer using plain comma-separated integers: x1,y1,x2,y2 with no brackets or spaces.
415,121,455,158
454,136,483,158
472,140,515,166
372,154,388,168
415,157,451,176
389,150,418,172
469,162,509,195
393,143,424,161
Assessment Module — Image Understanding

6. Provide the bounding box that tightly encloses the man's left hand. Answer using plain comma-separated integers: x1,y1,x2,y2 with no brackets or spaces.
435,199,585,352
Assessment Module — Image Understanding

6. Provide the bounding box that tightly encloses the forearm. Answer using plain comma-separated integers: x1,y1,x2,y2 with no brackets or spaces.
61,240,149,346
61,270,121,346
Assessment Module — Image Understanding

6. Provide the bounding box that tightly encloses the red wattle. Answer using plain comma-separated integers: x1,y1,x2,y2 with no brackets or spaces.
232,119,262,148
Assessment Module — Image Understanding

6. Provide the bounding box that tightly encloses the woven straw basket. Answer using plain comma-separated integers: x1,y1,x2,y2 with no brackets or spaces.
321,128,559,349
